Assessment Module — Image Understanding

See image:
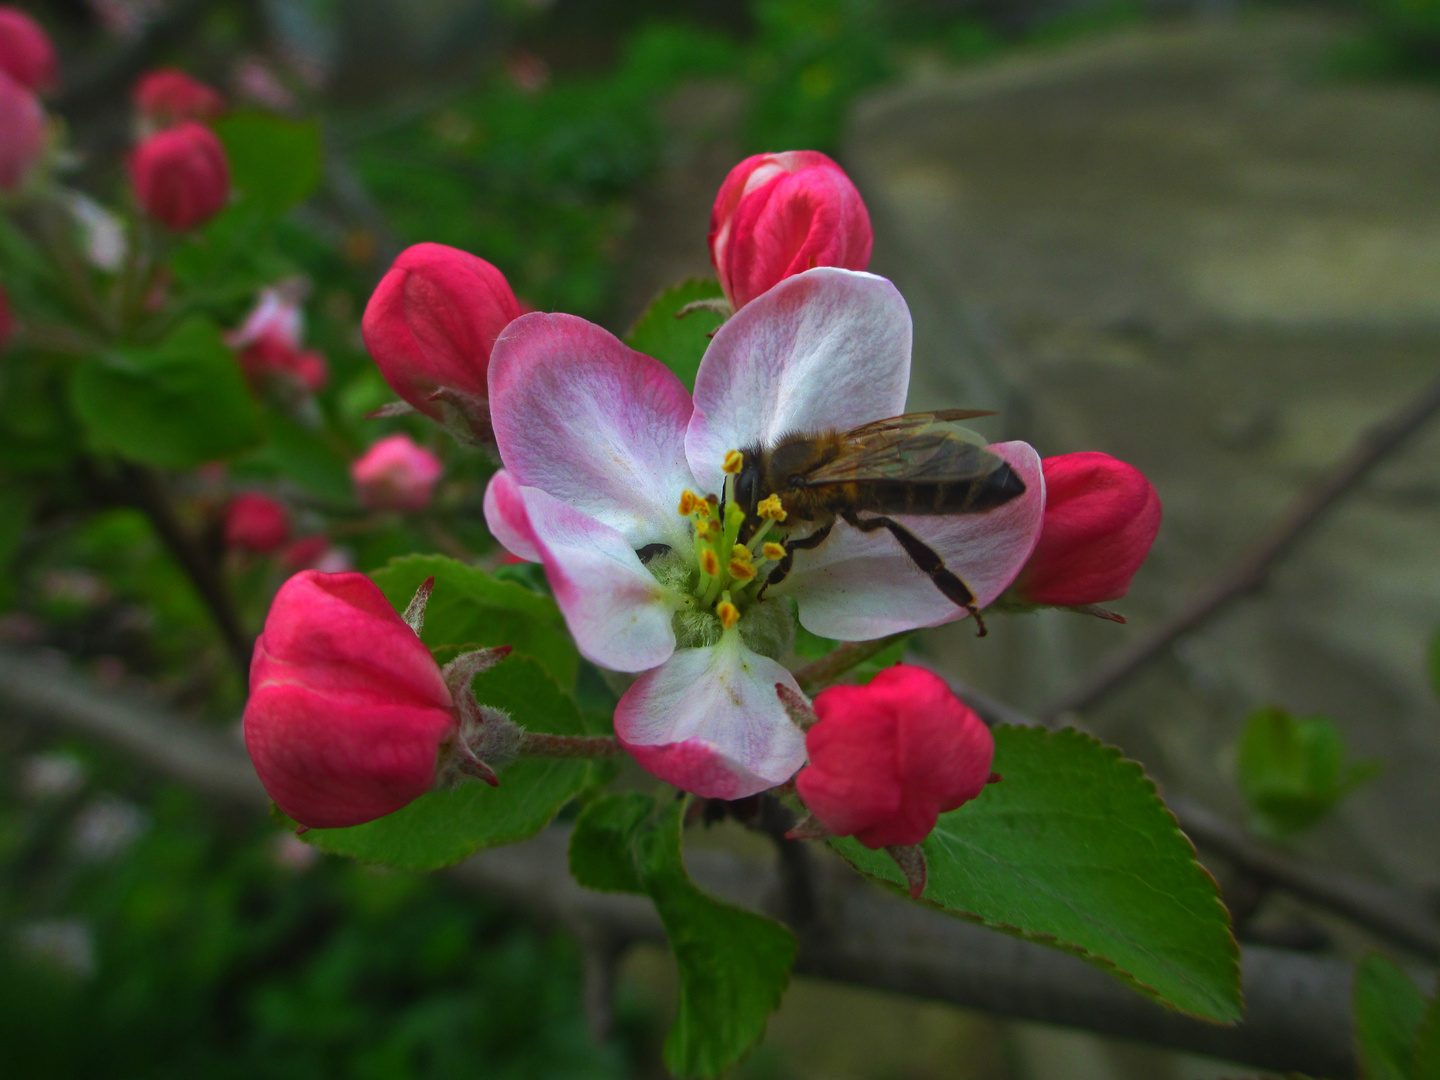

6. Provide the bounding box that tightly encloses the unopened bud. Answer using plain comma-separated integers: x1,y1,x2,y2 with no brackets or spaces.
130,121,230,231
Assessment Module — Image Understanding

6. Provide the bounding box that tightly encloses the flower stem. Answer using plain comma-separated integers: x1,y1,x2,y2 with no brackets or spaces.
793,632,911,696
517,732,627,758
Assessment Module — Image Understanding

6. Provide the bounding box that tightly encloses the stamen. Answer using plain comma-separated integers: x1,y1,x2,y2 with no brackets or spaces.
694,518,718,541
762,541,786,562
678,490,699,516
700,548,720,577
730,544,753,566
716,595,740,630
693,497,713,519
722,450,744,475
757,494,787,522
729,559,756,582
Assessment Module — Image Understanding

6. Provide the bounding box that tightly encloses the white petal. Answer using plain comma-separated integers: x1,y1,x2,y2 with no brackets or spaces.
783,441,1046,640
686,267,911,493
489,312,696,549
614,635,808,799
483,472,676,673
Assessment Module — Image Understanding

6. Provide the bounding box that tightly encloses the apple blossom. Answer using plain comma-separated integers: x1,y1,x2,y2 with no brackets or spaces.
0,8,57,93
1011,452,1161,608
709,151,873,311
795,665,994,850
353,434,444,512
0,68,44,192
224,493,290,553
228,282,306,351
133,68,225,129
237,336,328,393
130,121,230,231
484,267,1044,799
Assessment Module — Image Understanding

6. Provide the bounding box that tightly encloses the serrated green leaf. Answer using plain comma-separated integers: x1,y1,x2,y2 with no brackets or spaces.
214,113,323,216
302,657,588,869
371,554,579,690
831,725,1241,1023
637,800,796,1079
1354,953,1427,1080
1415,981,1440,1080
624,278,727,391
568,791,654,894
70,316,261,468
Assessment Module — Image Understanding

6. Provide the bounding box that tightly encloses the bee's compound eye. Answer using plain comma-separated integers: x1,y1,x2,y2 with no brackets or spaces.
735,464,761,514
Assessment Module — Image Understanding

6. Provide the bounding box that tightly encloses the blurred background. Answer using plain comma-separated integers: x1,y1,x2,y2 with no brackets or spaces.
3,0,1440,1077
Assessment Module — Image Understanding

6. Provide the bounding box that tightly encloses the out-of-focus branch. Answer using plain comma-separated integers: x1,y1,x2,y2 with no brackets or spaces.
1040,371,1440,722
0,646,1369,1078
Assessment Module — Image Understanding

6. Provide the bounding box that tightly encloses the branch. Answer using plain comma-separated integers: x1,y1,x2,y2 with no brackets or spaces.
1039,370,1440,722
793,633,908,695
0,646,1371,1078
943,673,1440,962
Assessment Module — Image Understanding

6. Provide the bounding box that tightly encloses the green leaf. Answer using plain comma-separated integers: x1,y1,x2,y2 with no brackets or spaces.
831,726,1241,1023
624,279,727,391
303,656,589,870
70,317,261,468
214,113,323,216
568,796,796,1078
1354,953,1427,1080
1415,982,1440,1080
0,484,33,608
1236,706,1381,839
243,410,353,502
370,554,579,690
1428,628,1440,705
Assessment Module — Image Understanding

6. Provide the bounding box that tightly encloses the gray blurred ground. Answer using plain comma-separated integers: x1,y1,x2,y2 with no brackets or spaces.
621,10,1440,1079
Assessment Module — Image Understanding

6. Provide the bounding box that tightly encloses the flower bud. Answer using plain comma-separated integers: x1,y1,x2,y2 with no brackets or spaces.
228,282,305,351
130,121,230,231
237,337,328,393
709,151,873,310
0,68,44,192
224,493,290,553
0,8,57,93
244,570,458,828
352,434,443,512
1012,452,1161,607
361,242,523,422
133,68,225,129
796,665,993,850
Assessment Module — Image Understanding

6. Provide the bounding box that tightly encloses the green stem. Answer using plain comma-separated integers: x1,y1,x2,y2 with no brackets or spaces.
793,632,910,696
517,732,626,759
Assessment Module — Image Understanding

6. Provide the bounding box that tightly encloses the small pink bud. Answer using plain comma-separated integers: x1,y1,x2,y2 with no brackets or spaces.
280,535,331,572
1013,452,1161,607
795,665,993,850
130,121,230,231
0,68,44,192
361,242,523,421
0,8,57,93
228,283,305,351
709,150,873,311
237,337,327,393
133,68,225,128
244,570,459,828
352,434,443,512
224,493,290,553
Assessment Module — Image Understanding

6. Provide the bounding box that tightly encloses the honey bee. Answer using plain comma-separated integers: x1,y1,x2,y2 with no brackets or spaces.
734,409,1026,635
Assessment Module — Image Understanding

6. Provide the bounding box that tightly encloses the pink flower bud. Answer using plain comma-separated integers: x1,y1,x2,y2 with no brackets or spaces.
1013,452,1161,607
280,534,331,572
361,242,522,421
133,68,225,128
244,570,458,828
796,665,993,849
224,493,290,553
130,121,230,231
237,337,327,393
0,68,44,192
228,283,305,351
709,151,873,311
352,434,443,512
0,8,57,93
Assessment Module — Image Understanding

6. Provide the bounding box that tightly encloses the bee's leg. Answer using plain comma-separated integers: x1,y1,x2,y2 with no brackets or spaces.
841,511,987,637
757,520,834,601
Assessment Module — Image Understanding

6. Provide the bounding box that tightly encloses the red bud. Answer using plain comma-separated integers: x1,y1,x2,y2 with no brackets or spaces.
361,242,522,421
0,7,57,93
795,665,993,849
352,434,443,512
224,493,290,553
130,121,230,231
1013,452,1161,607
243,570,458,828
0,68,43,192
709,150,873,310
133,68,225,128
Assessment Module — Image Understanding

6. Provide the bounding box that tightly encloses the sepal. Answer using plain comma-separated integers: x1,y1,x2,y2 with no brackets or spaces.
885,844,927,899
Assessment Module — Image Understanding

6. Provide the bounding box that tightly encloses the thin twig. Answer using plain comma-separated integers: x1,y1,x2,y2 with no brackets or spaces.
516,732,626,758
1040,371,1440,722
793,632,909,696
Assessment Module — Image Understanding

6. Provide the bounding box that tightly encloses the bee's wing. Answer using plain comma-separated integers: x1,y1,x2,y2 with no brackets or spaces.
801,412,1005,484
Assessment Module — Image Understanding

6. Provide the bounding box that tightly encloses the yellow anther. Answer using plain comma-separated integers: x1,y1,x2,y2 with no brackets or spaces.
700,549,720,577
762,542,786,562
757,494,787,522
728,559,756,582
722,449,744,475
678,490,698,516
693,497,713,519
730,544,753,566
695,518,719,540
716,600,740,630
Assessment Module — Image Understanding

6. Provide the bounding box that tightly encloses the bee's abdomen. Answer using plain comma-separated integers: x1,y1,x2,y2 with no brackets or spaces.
841,462,1026,516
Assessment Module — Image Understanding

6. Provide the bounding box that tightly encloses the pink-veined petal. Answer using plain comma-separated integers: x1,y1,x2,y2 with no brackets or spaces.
686,268,911,493
614,636,807,799
783,441,1046,640
489,312,696,549
483,471,676,673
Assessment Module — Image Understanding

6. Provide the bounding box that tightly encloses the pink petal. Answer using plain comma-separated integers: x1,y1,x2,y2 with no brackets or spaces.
489,312,697,549
686,268,911,493
483,471,676,673
614,637,807,799
782,441,1046,640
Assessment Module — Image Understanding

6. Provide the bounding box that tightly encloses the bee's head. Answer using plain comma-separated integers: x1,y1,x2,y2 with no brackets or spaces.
734,449,764,516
